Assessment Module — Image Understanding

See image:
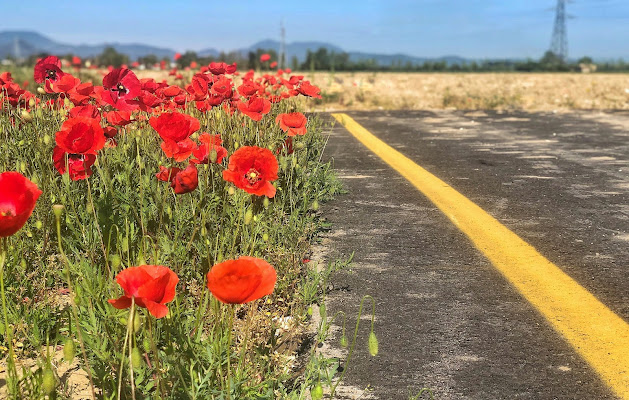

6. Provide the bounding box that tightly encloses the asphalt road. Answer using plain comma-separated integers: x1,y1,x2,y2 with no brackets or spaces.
318,110,629,399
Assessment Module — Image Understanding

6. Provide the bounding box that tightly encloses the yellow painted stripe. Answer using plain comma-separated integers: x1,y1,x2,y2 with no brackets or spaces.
332,113,629,399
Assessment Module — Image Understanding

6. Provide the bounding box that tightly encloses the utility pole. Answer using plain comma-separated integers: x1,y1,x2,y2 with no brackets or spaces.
549,0,568,62
279,19,286,69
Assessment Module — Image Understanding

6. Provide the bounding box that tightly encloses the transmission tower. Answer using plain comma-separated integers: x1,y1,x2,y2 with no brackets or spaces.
279,19,286,69
549,0,568,61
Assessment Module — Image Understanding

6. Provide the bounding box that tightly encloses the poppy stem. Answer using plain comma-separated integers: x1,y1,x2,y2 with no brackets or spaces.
128,299,137,400
54,206,97,400
330,295,377,398
0,238,19,397
226,304,235,400
147,312,165,398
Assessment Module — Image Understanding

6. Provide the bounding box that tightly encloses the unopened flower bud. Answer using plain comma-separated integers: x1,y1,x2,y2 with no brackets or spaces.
295,141,305,150
311,383,323,400
262,233,269,242
133,312,142,333
311,200,319,211
37,87,46,95
63,339,75,362
228,186,235,196
368,331,379,356
244,208,253,225
131,346,142,369
21,110,33,122
28,97,36,108
340,334,348,348
111,254,121,269
263,197,270,208
52,204,64,218
42,368,56,394
43,134,51,145
209,148,218,163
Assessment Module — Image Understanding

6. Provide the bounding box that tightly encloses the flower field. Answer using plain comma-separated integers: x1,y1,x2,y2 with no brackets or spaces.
0,56,344,399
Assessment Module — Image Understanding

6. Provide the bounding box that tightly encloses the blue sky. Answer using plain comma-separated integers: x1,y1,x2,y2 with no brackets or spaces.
5,0,629,59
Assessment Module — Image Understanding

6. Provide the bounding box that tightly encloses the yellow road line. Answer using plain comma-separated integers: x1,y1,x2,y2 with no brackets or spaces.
332,113,629,399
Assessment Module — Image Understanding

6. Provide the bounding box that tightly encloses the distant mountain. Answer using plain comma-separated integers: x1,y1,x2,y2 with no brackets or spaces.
0,30,470,67
0,31,175,60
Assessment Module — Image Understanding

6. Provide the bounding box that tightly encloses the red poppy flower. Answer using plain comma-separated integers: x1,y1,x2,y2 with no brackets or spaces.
297,81,322,99
0,172,42,237
33,56,65,85
192,133,227,164
52,147,97,181
68,82,96,106
270,61,278,69
174,53,182,61
155,166,182,182
109,265,178,319
209,62,237,75
45,73,80,94
149,111,200,143
171,164,198,194
104,110,133,127
260,54,271,63
237,96,271,121
238,80,262,97
160,138,197,162
69,105,101,121
101,67,141,111
55,117,106,155
223,146,278,197
206,256,276,304
210,76,233,98
276,112,308,136
155,164,198,194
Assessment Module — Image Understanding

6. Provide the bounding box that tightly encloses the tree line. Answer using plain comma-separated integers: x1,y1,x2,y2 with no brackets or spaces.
19,46,629,73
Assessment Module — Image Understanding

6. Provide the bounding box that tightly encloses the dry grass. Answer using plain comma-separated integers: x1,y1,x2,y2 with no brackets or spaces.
300,72,629,111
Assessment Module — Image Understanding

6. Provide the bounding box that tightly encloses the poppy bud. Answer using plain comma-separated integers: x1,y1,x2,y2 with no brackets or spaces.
111,254,121,269
340,334,348,348
133,313,142,333
20,259,26,269
63,339,75,362
279,157,288,171
234,141,240,149
35,221,43,230
263,197,270,209
209,148,218,163
131,346,142,369
37,87,46,95
21,110,33,122
311,383,323,400
52,204,64,218
312,200,319,211
64,98,73,109
368,331,379,356
228,187,235,196
307,306,313,316
20,162,26,173
43,134,51,145
262,233,269,242
28,97,36,108
122,238,129,253
42,368,56,395
295,141,306,150
36,108,43,118
244,208,253,225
